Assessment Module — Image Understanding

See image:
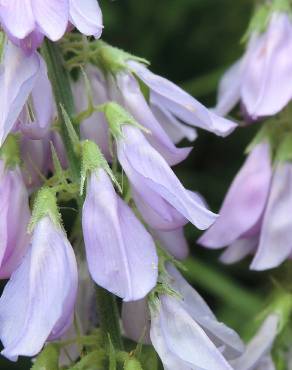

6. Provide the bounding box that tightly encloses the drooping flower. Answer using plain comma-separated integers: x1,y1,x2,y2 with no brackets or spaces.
149,264,243,370
127,59,237,136
231,314,279,370
0,211,78,361
215,12,292,119
0,158,30,278
199,141,292,270
82,166,158,301
0,40,42,146
0,0,103,52
116,124,217,231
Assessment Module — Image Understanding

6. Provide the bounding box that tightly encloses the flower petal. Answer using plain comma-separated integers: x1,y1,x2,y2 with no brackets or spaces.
251,164,292,270
220,237,258,265
69,0,103,38
152,228,189,260
199,142,271,248
0,217,78,360
82,169,158,301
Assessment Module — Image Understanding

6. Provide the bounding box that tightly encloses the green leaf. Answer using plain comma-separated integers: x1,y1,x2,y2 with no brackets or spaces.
31,344,60,370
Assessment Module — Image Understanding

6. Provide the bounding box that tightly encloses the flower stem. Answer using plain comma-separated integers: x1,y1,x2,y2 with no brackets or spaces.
41,39,123,350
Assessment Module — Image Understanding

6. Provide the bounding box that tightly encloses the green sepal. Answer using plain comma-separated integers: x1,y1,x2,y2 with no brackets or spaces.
108,335,117,370
29,187,61,233
275,133,292,163
137,346,159,370
99,102,150,139
80,140,121,195
0,134,21,168
124,357,144,370
60,105,81,155
31,344,60,370
69,350,106,370
0,31,6,64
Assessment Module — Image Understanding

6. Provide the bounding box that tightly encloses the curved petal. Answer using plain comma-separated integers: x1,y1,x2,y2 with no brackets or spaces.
117,125,217,230
114,72,192,166
251,164,292,270
69,0,103,38
220,237,258,265
82,169,158,301
231,314,278,370
128,60,237,137
215,59,243,116
122,299,151,344
0,42,40,145
0,217,78,360
242,14,292,117
199,142,271,248
0,0,34,39
32,0,69,41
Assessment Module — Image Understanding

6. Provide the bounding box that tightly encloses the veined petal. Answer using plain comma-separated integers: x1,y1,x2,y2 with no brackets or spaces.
251,164,292,270
0,42,40,145
128,60,237,137
199,142,271,248
82,169,158,301
0,216,78,360
69,0,103,38
0,0,35,39
117,125,217,230
32,0,69,41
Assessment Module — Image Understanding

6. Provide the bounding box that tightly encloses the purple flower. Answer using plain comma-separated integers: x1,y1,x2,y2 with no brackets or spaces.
230,314,279,370
127,60,237,137
0,160,30,278
0,0,103,51
199,141,292,270
109,71,192,166
82,168,158,301
116,124,217,231
0,41,41,146
73,67,111,160
151,227,189,260
0,216,78,360
150,265,243,370
216,12,292,119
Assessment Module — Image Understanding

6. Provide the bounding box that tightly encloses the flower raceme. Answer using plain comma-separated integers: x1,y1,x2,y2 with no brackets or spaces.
215,12,292,120
0,0,103,52
199,141,292,270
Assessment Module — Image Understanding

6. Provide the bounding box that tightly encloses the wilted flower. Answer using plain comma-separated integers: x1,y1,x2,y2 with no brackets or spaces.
0,159,30,278
199,141,292,270
0,213,78,360
0,0,103,52
215,12,292,119
231,314,279,370
82,167,158,301
116,124,217,231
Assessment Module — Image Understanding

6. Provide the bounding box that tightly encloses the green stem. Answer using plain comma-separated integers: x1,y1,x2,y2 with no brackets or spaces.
184,257,263,316
41,39,123,350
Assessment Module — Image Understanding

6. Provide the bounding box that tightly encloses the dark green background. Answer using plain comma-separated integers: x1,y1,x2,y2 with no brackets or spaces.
1,0,272,368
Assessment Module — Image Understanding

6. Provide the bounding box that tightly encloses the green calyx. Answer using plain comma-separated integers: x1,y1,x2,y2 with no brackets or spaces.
271,293,292,333
0,134,21,169
242,0,291,43
80,140,121,195
29,187,61,233
99,102,149,139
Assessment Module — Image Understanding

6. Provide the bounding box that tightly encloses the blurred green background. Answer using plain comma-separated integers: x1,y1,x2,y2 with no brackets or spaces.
1,0,274,368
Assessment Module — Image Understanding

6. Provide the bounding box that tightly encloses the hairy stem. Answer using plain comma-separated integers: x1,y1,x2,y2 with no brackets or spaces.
42,39,123,350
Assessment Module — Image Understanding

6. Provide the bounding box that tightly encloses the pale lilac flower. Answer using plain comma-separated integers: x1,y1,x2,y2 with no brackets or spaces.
109,72,192,166
216,12,292,119
0,160,30,278
82,168,158,301
0,41,41,146
151,227,189,260
127,60,237,137
150,265,244,370
73,67,111,160
0,216,78,360
230,314,279,370
116,125,217,231
0,0,103,51
199,142,292,270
